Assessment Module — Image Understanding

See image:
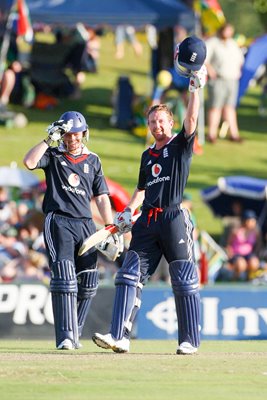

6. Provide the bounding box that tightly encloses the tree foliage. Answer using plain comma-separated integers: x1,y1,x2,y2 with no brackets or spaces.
219,0,265,38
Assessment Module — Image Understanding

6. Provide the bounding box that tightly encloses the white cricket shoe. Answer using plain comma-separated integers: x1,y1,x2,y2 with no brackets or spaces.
176,342,198,355
92,333,130,353
57,339,82,350
57,339,75,350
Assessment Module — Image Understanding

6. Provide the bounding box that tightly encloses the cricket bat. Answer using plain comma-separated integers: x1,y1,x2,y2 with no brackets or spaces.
78,212,141,256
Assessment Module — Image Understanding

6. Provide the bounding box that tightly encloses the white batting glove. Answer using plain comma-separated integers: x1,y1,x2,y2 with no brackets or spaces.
96,233,124,261
45,119,73,143
189,65,207,93
114,208,132,234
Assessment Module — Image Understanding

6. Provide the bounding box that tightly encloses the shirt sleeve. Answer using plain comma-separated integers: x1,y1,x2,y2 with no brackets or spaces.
137,152,147,190
35,149,51,169
92,158,110,196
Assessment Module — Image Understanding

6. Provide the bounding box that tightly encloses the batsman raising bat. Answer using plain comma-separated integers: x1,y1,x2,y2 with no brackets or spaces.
92,36,207,355
23,111,116,350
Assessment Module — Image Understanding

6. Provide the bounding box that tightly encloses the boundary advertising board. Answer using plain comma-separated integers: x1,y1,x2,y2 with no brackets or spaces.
0,283,266,340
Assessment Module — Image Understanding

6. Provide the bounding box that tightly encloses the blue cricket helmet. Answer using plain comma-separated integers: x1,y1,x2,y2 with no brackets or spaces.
174,36,206,77
59,111,88,133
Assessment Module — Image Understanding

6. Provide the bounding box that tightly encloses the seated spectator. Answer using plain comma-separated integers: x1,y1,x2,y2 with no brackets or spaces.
0,187,16,229
30,27,85,101
0,188,49,283
0,225,27,281
218,209,263,281
0,32,32,110
1,248,48,283
0,67,17,111
220,200,243,247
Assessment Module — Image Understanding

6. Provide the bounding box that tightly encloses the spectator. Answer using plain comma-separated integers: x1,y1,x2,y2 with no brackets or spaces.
0,34,23,111
80,26,102,73
114,25,143,59
219,209,263,281
30,27,84,103
0,225,27,281
0,67,17,111
220,200,243,247
205,23,244,143
0,187,17,229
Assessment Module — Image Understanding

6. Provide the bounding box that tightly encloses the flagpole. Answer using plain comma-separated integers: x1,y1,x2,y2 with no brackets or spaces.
0,0,16,82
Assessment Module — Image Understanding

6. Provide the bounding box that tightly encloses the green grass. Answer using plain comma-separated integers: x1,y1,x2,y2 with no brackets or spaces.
0,340,267,400
1,32,267,239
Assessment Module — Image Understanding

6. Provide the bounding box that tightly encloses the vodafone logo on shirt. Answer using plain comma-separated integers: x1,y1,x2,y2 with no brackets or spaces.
147,163,170,187
68,173,80,187
151,164,162,177
61,173,85,196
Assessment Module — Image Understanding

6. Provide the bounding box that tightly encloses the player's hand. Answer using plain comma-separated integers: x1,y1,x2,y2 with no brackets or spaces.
114,208,132,233
189,65,207,93
96,233,124,261
46,120,73,142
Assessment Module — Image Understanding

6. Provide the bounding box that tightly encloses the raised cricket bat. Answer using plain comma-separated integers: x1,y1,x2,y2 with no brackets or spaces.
78,212,141,256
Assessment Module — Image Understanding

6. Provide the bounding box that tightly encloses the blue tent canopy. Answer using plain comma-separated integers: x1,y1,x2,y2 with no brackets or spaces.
26,0,195,30
237,34,267,104
201,176,267,220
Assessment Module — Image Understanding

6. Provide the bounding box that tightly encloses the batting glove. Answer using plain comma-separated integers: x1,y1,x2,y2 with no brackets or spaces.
189,65,207,93
96,233,124,261
114,208,132,234
44,120,73,145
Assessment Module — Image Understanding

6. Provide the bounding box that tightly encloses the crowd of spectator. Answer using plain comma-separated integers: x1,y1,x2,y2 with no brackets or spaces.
0,185,49,283
216,208,267,284
0,184,126,284
1,182,267,286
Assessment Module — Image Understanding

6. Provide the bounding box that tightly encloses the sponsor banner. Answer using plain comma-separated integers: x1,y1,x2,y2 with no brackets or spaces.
0,283,114,339
137,285,267,340
0,283,267,340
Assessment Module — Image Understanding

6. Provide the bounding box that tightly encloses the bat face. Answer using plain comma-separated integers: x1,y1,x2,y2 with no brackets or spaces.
78,213,141,256
78,225,118,256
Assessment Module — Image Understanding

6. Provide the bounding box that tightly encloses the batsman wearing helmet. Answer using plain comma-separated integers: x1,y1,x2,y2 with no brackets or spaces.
93,36,207,355
23,111,114,350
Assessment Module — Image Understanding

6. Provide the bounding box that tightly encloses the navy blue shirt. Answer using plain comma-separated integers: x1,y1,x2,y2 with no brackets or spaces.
137,128,195,209
35,147,109,218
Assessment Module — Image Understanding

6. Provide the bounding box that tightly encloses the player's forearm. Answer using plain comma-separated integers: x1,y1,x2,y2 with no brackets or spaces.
184,91,200,136
23,141,48,170
95,194,113,225
126,188,145,214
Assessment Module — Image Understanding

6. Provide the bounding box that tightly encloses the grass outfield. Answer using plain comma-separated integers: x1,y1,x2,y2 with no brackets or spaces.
0,340,266,400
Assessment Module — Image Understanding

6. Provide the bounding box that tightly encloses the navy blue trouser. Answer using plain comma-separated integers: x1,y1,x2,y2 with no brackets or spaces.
44,212,97,270
129,206,195,283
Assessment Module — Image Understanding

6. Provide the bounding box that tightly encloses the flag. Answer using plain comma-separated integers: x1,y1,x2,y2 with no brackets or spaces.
16,0,33,41
194,0,225,36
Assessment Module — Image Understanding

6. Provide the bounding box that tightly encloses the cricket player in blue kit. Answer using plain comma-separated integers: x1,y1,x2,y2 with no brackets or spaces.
23,111,114,350
93,36,207,355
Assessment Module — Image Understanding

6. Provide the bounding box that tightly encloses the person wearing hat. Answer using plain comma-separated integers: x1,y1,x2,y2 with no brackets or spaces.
24,111,114,350
92,36,207,355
